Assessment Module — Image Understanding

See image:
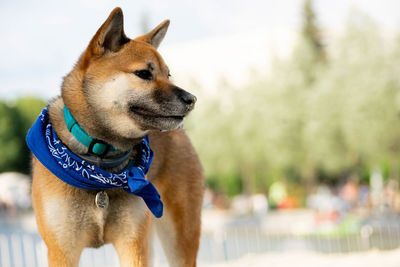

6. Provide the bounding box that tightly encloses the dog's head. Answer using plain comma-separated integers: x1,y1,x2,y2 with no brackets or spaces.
63,8,196,141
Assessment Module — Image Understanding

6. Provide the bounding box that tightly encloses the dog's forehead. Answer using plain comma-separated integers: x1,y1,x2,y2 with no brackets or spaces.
123,40,167,70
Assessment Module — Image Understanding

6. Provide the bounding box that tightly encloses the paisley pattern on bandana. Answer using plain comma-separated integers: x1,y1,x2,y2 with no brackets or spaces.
26,107,163,218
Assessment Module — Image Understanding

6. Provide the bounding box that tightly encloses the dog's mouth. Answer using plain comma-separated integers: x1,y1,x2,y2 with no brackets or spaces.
129,105,185,121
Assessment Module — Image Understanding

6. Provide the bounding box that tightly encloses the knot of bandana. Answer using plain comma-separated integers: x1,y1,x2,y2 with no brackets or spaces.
26,107,163,218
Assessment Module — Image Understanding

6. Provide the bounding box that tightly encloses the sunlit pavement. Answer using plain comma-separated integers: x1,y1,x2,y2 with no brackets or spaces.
200,249,400,267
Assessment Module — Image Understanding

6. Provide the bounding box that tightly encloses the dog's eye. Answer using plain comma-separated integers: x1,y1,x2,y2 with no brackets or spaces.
134,70,153,80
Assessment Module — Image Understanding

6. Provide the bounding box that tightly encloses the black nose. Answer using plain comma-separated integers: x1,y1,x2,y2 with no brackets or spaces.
181,92,197,106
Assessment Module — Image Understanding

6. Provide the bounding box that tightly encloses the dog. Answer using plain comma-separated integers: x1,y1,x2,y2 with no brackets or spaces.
30,7,204,267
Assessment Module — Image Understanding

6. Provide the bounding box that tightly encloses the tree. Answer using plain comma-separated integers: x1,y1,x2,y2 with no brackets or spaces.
301,0,324,62
186,9,400,198
0,97,46,174
0,101,25,172
14,97,47,173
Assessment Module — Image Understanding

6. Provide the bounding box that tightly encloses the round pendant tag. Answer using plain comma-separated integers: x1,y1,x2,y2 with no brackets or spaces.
95,191,109,210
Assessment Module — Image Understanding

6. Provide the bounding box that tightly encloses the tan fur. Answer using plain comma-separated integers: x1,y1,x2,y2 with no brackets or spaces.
31,7,203,267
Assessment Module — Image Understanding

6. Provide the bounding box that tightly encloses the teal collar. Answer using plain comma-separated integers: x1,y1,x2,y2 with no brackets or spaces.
63,106,118,156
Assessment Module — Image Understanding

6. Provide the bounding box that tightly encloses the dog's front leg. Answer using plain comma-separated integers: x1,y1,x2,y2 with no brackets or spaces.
32,160,87,267
109,207,152,267
47,243,83,267
114,237,149,267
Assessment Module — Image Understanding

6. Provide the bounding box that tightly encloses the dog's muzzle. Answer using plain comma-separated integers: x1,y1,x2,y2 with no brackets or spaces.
179,91,197,111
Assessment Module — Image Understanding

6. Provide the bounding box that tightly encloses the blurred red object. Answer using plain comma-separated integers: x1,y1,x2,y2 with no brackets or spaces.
314,210,339,223
342,181,358,204
278,196,299,209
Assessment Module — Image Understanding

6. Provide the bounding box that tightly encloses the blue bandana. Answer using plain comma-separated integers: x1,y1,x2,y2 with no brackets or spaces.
26,107,163,218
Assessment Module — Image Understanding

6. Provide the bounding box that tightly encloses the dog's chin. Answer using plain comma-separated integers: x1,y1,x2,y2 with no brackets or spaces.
129,106,186,131
138,115,184,132
156,118,184,131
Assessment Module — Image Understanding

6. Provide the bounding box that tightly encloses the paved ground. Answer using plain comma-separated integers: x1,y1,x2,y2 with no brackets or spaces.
201,249,400,267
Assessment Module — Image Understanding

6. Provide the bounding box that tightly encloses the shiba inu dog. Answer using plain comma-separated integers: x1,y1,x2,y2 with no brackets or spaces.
30,7,204,267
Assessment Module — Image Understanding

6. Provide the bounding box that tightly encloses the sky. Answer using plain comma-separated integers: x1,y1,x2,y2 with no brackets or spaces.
0,0,399,99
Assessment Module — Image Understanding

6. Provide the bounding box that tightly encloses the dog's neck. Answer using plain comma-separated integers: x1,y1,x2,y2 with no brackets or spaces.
48,97,145,173
48,97,89,155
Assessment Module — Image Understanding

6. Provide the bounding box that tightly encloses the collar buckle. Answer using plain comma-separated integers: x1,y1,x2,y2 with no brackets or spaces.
88,138,111,156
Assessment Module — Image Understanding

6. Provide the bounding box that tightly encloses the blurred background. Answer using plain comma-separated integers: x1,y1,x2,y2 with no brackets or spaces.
1,0,400,266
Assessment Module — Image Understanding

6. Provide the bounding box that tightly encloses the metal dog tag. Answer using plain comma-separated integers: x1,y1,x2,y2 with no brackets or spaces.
95,191,109,210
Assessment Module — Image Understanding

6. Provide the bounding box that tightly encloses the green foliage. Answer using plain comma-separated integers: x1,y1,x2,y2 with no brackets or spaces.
301,0,324,62
0,101,25,172
14,97,47,133
0,97,46,174
186,10,400,197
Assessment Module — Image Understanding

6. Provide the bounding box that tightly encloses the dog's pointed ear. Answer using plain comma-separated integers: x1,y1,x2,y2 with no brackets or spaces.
135,20,170,49
88,7,129,56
